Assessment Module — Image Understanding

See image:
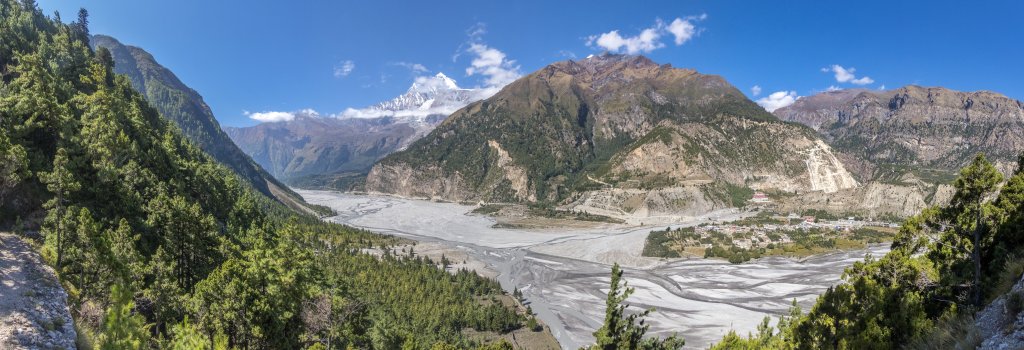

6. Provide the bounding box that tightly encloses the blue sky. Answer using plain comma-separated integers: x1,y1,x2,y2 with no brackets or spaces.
37,0,1024,127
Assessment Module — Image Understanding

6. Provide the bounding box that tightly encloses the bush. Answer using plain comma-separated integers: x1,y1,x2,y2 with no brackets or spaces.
526,317,541,332
1006,291,1023,316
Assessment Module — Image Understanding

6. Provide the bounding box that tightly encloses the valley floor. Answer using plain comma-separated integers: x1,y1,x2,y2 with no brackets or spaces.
297,190,889,349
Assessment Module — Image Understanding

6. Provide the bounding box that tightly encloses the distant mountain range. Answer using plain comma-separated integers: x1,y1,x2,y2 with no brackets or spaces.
225,73,484,188
218,52,1022,220
89,35,312,211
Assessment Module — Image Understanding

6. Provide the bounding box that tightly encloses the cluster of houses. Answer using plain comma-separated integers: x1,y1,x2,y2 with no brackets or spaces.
684,211,898,250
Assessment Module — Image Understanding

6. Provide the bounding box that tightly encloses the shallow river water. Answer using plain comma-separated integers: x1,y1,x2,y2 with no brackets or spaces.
297,190,889,349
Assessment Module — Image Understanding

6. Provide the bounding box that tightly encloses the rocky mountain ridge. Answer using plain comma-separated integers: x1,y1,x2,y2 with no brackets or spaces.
366,54,861,220
774,85,1024,180
769,86,1023,217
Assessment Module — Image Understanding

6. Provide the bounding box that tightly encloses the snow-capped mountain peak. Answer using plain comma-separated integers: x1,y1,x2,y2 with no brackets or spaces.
338,72,483,121
434,72,459,90
408,72,463,94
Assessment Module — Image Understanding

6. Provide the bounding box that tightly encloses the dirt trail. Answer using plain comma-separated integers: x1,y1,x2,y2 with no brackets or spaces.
0,232,76,349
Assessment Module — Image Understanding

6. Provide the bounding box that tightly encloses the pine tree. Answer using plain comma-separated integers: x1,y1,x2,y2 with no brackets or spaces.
0,133,29,206
590,263,684,350
948,154,1003,306
96,285,150,350
40,147,81,271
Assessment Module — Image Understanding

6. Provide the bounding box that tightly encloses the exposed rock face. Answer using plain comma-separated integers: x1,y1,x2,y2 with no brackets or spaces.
777,182,952,219
486,140,535,201
803,140,860,193
367,54,858,215
364,163,473,201
976,275,1024,350
0,233,76,350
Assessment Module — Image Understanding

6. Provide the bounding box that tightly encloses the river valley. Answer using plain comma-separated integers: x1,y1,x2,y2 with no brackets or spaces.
297,190,889,349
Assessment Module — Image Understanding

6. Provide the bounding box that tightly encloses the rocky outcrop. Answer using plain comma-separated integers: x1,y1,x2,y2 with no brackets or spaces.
364,163,474,201
561,186,725,225
976,275,1024,349
801,140,859,193
0,233,76,350
486,140,535,201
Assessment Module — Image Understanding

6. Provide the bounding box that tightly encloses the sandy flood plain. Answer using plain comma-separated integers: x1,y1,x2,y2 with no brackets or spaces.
297,190,889,350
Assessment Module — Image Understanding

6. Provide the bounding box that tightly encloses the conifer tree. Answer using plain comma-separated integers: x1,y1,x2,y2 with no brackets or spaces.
590,263,684,350
40,147,80,271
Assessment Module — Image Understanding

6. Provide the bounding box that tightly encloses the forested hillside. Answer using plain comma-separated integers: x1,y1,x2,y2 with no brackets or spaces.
708,153,1024,349
88,34,312,213
0,2,526,349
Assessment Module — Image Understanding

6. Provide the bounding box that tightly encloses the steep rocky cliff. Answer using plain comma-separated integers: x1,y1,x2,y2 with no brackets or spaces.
367,54,858,216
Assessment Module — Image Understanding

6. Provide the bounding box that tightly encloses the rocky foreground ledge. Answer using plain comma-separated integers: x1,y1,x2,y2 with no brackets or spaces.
0,232,76,349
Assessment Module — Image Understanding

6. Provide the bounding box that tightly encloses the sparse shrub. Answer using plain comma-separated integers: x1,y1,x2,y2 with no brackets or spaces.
991,257,1024,303
51,316,65,330
1006,291,1023,317
526,317,541,332
905,313,982,350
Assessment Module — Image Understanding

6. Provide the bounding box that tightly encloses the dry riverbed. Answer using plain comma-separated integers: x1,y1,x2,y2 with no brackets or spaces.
298,190,889,349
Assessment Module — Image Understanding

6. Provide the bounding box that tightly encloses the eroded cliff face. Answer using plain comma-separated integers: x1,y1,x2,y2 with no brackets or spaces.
485,140,536,202
364,163,474,201
561,186,725,225
802,140,860,193
775,173,956,219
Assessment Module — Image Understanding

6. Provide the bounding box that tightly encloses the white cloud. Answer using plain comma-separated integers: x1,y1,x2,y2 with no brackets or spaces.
465,43,521,88
456,24,522,98
339,104,463,120
826,85,842,92
827,64,873,85
879,84,886,90
587,15,706,54
667,18,697,45
246,111,295,122
245,109,318,123
851,76,874,85
756,91,799,112
333,60,355,78
751,85,762,96
394,61,429,74
591,28,664,54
